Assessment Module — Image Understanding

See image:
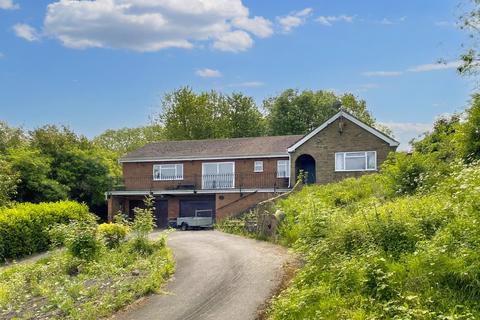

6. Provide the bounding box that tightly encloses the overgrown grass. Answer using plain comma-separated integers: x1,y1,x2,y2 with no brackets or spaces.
0,236,174,319
265,163,480,319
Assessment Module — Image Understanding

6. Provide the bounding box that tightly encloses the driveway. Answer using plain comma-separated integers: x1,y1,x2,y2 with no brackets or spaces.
114,230,291,320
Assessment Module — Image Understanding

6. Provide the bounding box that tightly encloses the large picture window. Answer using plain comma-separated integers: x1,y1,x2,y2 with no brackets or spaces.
153,164,184,181
202,162,235,189
277,160,290,178
335,151,376,171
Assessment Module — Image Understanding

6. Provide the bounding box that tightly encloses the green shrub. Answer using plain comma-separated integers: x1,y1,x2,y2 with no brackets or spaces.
129,195,157,255
63,220,102,262
0,201,92,260
98,223,129,249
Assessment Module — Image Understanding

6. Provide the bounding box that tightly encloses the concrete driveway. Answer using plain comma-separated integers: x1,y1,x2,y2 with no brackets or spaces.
113,230,291,320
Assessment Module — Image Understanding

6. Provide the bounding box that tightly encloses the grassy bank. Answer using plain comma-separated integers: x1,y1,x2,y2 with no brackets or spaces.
219,162,480,319
0,236,174,319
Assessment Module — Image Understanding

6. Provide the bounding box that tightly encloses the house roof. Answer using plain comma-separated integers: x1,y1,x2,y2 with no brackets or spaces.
120,135,303,163
120,111,399,163
287,111,400,152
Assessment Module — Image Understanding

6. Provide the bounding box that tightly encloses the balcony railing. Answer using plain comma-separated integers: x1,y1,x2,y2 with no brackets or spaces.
113,172,289,192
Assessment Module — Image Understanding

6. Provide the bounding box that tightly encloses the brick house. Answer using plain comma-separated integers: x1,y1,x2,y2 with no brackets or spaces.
106,111,399,226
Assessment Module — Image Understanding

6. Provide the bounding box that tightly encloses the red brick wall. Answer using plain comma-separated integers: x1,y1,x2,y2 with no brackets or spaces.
122,157,289,191
215,192,278,220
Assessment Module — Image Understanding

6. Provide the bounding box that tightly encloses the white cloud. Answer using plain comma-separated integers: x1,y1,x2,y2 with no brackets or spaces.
228,81,265,88
316,15,353,27
277,8,312,33
34,0,273,52
407,61,462,73
195,68,222,78
0,0,19,10
212,30,253,52
379,18,394,25
232,16,273,38
13,23,40,42
363,61,461,78
381,121,433,151
362,70,403,77
0,52,4,58
356,83,380,92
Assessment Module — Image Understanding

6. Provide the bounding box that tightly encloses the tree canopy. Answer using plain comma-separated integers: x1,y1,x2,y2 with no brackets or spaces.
263,89,385,136
154,87,265,140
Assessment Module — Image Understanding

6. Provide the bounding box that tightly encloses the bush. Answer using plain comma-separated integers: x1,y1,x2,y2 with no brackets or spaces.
98,223,129,249
0,201,92,260
64,220,102,262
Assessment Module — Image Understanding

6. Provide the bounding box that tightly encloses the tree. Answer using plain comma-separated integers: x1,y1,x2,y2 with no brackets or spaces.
225,93,266,138
93,125,164,155
456,94,480,161
0,121,26,153
459,0,480,75
0,158,18,206
264,89,380,136
7,148,68,203
54,148,114,206
155,87,266,140
158,87,215,140
412,114,461,161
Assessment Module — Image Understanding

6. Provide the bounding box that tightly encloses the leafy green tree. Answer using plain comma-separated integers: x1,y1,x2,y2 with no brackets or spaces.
456,94,480,161
225,93,266,137
54,149,114,206
0,121,26,153
156,87,266,140
29,125,90,158
0,158,18,206
264,89,379,136
7,148,68,203
93,125,164,155
412,114,461,161
158,87,215,140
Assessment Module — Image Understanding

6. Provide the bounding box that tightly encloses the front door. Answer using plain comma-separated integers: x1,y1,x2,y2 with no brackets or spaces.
154,200,168,229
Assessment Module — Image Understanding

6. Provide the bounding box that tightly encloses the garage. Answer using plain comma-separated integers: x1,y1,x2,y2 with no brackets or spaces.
128,198,169,229
179,197,216,221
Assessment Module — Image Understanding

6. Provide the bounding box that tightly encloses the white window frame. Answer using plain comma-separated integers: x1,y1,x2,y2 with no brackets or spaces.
201,162,235,189
277,160,290,178
153,164,184,181
254,161,264,173
335,151,377,172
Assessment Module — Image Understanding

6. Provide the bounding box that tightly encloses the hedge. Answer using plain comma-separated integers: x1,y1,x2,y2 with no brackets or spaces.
0,201,92,260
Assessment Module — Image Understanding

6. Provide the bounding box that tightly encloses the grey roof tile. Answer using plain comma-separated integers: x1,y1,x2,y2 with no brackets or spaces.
121,135,303,161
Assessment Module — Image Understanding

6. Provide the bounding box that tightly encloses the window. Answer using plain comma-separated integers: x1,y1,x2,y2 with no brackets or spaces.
153,164,183,180
277,160,290,178
335,151,376,171
202,162,235,189
254,161,264,173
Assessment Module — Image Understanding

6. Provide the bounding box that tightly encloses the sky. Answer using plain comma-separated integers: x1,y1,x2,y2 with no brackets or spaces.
0,0,475,150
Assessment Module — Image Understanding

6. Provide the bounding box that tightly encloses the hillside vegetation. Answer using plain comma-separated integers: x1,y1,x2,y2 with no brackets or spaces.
265,96,480,319
217,95,480,319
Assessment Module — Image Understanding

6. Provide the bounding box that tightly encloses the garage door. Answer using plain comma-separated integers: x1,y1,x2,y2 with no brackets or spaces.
180,199,216,220
129,199,169,229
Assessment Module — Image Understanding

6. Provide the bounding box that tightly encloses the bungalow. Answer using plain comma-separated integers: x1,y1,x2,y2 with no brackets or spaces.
106,111,399,227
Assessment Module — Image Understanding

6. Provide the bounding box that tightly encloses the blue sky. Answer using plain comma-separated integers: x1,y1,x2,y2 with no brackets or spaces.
0,0,474,149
